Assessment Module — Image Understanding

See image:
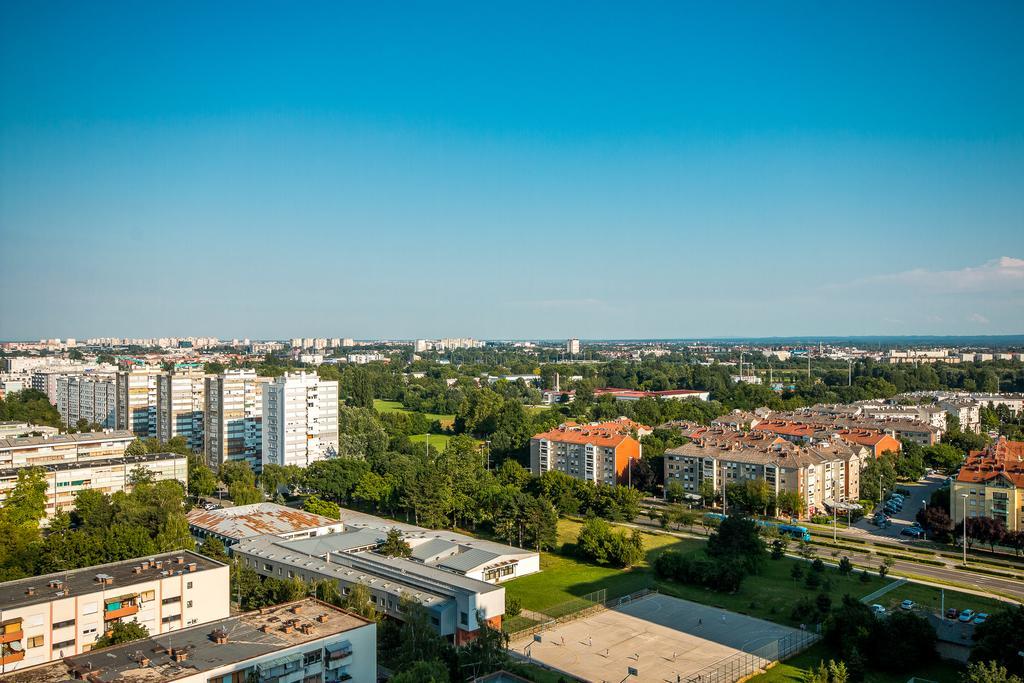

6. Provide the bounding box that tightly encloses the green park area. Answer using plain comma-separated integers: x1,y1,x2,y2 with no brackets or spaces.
502,519,892,628
748,641,962,683
408,433,452,451
372,399,456,428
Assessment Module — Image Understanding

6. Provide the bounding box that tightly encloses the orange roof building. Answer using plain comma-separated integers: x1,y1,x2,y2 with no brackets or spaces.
529,420,646,485
952,437,1024,531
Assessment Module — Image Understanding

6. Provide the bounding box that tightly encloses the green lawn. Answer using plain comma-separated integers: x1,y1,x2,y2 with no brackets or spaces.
654,553,891,626
506,519,891,627
408,433,452,451
503,519,701,614
880,582,1013,616
373,399,456,427
748,642,963,683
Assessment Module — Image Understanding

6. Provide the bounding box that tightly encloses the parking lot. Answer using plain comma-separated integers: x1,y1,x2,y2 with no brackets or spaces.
853,472,948,541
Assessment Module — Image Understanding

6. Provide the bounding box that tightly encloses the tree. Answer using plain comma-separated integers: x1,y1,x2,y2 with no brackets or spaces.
971,605,1024,676
964,661,1024,683
229,483,263,505
380,528,412,558
575,518,645,568
340,582,380,622
706,515,766,575
837,556,853,576
125,439,148,456
219,461,256,488
93,621,149,649
353,471,393,511
666,480,686,503
303,495,341,520
458,610,510,677
698,480,716,506
390,660,451,683
188,460,218,499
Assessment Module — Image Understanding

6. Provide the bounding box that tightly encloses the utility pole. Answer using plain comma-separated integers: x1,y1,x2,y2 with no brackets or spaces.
848,359,853,386
962,494,969,565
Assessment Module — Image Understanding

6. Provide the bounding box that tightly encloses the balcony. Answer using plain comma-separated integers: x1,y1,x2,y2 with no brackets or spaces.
104,603,139,621
0,629,22,645
0,650,24,666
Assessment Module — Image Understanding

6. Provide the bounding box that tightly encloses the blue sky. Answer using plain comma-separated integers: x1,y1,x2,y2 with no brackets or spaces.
2,1,1022,340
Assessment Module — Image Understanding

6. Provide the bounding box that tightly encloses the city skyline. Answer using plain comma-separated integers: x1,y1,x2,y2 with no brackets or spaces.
2,2,1023,339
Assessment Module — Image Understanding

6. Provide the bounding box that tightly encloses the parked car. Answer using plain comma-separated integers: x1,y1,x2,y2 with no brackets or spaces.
901,527,924,538
946,608,960,619
959,609,976,623
973,613,988,625
900,599,915,610
871,604,886,615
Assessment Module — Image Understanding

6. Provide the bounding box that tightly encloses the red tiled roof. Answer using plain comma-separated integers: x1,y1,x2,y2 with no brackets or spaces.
957,438,1024,489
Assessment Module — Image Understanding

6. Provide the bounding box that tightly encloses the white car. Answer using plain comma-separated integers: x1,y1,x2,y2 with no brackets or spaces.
959,609,976,623
871,604,886,615
900,599,915,610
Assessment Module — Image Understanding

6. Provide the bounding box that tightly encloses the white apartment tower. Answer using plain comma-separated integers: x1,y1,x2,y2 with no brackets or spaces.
156,367,206,452
261,372,338,468
205,370,266,472
115,367,162,437
567,338,581,355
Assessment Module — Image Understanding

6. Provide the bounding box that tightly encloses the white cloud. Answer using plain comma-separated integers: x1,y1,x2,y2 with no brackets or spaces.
833,256,1024,294
968,313,990,324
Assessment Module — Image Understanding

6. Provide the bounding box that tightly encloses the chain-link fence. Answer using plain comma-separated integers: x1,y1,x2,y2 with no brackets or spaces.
682,630,821,683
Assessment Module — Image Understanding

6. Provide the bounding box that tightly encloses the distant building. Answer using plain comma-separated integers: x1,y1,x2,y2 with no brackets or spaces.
262,372,339,468
566,338,580,355
952,437,1024,532
593,387,710,402
0,551,228,674
156,367,206,452
204,370,266,472
530,419,647,485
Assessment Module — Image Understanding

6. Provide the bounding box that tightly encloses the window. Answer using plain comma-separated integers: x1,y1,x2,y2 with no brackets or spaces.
460,612,468,627
186,601,193,608
186,582,193,590
81,602,98,615
161,614,180,624
303,649,323,666
53,619,75,629
27,635,44,648
162,596,181,605
141,590,155,602
52,638,75,650
81,625,98,636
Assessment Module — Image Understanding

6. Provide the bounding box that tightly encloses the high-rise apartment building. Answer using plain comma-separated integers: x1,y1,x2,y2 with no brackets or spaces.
56,374,117,429
204,370,266,472
262,372,338,468
567,338,580,355
116,367,162,437
156,367,206,452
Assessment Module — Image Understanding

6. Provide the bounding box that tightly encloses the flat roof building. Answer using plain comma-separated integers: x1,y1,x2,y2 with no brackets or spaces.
0,551,228,675
187,502,344,547
0,598,374,683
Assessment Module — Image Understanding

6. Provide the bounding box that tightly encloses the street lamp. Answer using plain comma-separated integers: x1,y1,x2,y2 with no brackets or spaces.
961,493,969,566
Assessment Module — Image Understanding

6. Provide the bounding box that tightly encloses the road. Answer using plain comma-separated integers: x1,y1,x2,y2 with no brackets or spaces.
622,515,1024,604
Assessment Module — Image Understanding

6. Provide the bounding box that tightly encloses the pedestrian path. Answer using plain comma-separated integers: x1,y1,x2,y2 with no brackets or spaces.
861,577,907,603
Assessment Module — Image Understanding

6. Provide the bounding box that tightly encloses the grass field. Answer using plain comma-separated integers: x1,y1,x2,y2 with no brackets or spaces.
504,520,891,627
503,519,701,614
747,642,963,683
880,581,1012,616
372,399,456,427
408,433,452,451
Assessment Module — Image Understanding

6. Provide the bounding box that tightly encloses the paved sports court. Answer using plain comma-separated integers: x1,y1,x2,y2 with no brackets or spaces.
510,594,805,683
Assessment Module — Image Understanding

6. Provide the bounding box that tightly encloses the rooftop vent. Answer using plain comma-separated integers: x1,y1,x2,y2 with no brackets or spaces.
210,629,228,645
95,573,113,585
25,587,35,596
